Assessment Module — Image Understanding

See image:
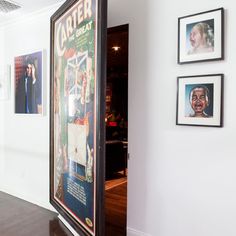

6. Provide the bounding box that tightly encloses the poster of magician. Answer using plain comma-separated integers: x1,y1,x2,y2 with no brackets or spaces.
49,0,106,235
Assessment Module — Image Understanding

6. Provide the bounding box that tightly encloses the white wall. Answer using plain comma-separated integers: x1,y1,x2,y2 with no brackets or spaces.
0,28,5,188
0,4,63,210
108,0,236,236
0,0,236,236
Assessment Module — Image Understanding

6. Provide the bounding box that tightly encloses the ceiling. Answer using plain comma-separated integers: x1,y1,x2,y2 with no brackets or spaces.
0,0,65,26
0,0,129,77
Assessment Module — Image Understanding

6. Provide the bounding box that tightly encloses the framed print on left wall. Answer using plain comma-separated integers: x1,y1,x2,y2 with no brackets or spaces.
14,50,43,114
178,8,224,64
0,65,11,101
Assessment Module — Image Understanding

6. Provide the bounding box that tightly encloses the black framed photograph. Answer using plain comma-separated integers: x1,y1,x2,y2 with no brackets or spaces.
178,8,224,64
50,0,107,235
176,74,223,127
14,51,43,114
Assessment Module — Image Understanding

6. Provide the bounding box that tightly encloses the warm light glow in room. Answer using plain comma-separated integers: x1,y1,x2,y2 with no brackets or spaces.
112,46,121,51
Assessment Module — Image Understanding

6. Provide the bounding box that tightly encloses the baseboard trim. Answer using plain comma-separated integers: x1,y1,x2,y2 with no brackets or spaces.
127,227,152,236
58,215,80,236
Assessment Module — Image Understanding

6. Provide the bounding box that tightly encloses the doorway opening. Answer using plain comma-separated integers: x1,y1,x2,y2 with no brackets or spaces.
105,24,129,236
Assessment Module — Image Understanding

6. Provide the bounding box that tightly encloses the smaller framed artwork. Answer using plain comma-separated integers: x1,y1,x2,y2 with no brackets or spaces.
14,50,43,114
0,65,11,101
176,74,223,127
178,8,224,64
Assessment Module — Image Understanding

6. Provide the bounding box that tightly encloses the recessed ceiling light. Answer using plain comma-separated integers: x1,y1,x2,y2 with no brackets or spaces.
112,46,120,51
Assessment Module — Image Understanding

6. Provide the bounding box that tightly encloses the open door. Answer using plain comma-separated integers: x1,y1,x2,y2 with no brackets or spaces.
105,24,129,236
49,0,107,235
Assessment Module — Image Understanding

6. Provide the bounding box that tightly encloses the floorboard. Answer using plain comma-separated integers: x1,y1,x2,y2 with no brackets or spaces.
0,191,73,236
105,182,127,236
0,178,127,236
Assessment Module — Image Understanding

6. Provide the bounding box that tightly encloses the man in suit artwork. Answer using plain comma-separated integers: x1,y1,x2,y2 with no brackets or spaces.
15,58,42,114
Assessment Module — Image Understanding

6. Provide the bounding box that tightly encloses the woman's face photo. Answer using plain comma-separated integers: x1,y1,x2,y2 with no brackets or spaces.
189,25,205,48
186,19,214,54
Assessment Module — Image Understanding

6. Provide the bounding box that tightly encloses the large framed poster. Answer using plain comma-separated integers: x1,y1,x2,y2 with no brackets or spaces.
50,0,107,235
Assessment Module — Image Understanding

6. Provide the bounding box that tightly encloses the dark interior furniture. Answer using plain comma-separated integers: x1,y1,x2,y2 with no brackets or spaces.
106,140,127,178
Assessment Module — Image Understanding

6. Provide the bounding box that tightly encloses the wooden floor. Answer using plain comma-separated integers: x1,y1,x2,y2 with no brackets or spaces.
105,181,127,236
0,191,73,236
0,180,127,236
